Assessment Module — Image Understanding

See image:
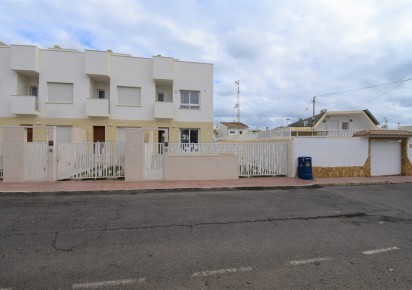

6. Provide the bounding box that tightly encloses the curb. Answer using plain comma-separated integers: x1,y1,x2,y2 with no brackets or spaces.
1,181,411,196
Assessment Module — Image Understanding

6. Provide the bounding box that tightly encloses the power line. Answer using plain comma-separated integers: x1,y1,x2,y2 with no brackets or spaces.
317,78,412,97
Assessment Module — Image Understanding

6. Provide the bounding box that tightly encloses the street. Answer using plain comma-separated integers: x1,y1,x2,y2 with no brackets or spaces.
1,183,412,289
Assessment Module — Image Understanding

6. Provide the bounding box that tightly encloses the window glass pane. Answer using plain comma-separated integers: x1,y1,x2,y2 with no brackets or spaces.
98,89,105,99
48,82,73,103
190,92,199,105
190,129,199,143
118,86,141,106
180,129,190,143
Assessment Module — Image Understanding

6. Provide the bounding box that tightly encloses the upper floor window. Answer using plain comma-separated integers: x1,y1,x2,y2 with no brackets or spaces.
180,90,199,109
117,86,141,106
97,89,105,99
157,92,164,102
342,122,349,130
47,82,73,103
29,86,38,97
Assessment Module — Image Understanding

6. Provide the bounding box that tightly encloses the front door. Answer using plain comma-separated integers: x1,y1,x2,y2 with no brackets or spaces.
93,126,105,142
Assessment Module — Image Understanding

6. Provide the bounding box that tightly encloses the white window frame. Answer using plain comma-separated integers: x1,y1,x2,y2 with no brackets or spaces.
180,90,200,109
342,122,349,130
180,129,200,143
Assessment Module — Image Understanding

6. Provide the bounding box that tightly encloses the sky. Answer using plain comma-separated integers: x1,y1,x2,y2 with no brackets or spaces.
1,0,412,129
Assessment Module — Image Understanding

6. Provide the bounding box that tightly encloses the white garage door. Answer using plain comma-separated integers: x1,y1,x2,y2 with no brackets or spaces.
371,140,401,176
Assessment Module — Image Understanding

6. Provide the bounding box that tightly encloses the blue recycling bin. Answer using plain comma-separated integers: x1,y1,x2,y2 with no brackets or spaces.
298,157,313,180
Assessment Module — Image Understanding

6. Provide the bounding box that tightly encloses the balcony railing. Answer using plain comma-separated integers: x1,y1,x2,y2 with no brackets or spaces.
86,98,110,117
154,102,174,119
10,95,39,115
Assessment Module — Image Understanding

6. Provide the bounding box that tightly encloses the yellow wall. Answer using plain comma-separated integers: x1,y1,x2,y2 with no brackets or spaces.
0,116,214,143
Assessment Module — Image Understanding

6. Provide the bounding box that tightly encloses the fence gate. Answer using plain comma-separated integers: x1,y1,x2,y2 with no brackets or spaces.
57,142,125,180
237,143,288,177
26,142,48,181
145,143,164,180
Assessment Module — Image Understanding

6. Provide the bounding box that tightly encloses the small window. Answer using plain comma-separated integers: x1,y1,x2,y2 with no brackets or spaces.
29,86,38,97
97,89,105,99
157,92,164,102
342,122,349,130
180,91,200,109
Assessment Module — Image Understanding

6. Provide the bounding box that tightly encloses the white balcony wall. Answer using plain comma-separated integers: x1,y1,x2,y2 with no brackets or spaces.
0,48,18,117
86,98,109,117
84,50,110,77
154,102,174,119
10,45,40,74
153,56,174,80
10,96,38,115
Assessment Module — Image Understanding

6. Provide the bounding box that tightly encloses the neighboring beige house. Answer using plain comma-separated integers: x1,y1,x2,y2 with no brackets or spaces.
288,109,380,136
0,43,214,144
215,122,253,141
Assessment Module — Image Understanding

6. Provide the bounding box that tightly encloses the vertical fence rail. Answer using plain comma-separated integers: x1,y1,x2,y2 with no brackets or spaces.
168,143,288,177
0,143,3,180
57,142,125,180
25,142,48,181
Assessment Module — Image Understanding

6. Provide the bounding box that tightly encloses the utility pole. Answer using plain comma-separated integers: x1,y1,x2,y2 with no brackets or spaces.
312,96,316,130
235,80,240,123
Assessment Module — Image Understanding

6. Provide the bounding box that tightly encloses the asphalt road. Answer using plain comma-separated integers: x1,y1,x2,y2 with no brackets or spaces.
1,183,411,289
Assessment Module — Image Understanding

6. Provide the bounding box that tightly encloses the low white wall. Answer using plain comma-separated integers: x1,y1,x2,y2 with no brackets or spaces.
292,138,369,175
164,154,239,180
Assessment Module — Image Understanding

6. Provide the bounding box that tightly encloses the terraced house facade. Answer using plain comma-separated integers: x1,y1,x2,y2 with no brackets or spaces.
0,43,214,144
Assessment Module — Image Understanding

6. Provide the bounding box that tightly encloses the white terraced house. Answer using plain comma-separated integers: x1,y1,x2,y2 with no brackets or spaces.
0,43,214,144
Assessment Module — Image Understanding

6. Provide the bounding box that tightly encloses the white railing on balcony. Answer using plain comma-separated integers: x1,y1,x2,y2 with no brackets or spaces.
10,95,39,115
86,98,110,117
154,101,174,119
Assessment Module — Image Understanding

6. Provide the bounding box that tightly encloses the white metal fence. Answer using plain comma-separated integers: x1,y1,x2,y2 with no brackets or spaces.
26,142,48,182
168,143,288,177
0,143,3,180
57,142,125,180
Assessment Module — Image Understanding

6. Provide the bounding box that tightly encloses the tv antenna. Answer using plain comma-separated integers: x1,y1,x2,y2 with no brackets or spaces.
234,80,240,123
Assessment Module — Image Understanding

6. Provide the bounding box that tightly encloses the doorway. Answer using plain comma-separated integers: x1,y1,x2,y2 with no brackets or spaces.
93,126,105,142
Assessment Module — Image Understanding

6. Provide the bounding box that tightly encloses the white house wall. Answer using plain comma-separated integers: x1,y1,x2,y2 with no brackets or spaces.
292,138,369,174
316,113,376,130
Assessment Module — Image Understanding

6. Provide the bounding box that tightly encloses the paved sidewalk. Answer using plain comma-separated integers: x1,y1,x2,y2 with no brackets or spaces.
1,175,412,193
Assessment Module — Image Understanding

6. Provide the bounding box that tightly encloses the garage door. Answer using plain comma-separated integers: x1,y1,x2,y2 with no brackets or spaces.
371,141,401,176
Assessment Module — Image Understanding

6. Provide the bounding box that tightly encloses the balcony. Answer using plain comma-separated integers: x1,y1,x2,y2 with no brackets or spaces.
86,99,110,117
84,50,110,80
154,102,174,119
10,96,39,115
10,45,40,76
153,56,174,81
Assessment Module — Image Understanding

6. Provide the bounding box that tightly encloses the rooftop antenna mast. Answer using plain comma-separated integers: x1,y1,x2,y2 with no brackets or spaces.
234,80,240,123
